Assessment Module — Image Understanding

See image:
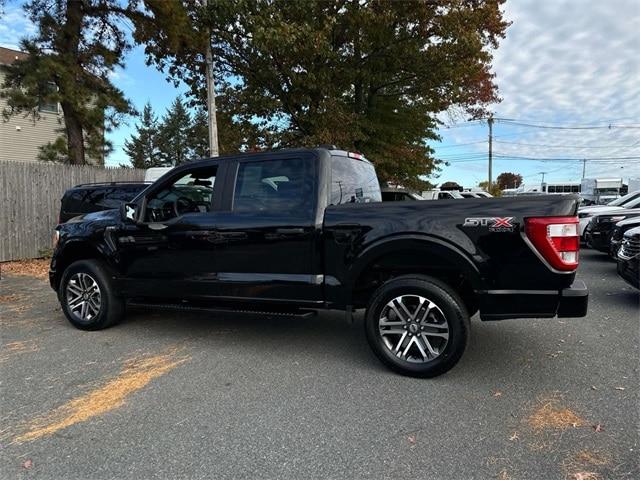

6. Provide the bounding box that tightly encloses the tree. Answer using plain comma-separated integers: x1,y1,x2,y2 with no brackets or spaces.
0,0,136,164
440,181,462,191
496,172,523,190
478,181,502,197
156,97,192,166
136,0,508,189
189,108,210,160
124,102,161,168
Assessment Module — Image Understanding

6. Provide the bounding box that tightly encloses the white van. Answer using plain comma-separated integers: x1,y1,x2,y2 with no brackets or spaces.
144,167,174,183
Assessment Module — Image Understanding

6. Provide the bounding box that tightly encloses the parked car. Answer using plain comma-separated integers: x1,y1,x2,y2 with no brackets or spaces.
59,182,150,223
610,217,640,257
49,147,588,378
585,208,640,253
578,191,640,238
461,190,493,199
421,189,464,200
381,188,423,201
616,226,640,289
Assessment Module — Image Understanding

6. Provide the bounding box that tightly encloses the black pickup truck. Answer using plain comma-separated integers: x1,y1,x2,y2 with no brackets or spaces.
50,147,588,377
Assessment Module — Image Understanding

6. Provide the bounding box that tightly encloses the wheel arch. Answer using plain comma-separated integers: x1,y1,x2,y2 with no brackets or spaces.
51,239,112,291
345,235,484,311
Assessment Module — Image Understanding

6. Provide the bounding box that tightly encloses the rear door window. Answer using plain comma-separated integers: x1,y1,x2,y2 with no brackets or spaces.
330,157,381,204
233,157,315,214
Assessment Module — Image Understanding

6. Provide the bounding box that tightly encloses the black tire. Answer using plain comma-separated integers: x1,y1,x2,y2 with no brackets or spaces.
58,259,124,330
364,275,470,378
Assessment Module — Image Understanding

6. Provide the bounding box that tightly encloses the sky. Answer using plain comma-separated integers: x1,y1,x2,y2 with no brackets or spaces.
1,0,639,187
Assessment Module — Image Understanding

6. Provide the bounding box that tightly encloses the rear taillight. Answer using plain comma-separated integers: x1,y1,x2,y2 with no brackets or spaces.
525,216,579,271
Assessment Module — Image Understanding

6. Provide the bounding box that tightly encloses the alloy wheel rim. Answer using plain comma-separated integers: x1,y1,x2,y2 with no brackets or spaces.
378,294,449,363
66,273,101,322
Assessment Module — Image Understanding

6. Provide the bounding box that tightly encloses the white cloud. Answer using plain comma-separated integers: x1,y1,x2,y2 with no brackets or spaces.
0,3,36,50
436,0,640,184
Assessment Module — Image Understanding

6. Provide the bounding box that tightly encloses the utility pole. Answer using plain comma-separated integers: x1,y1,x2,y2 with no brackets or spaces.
582,158,587,179
539,171,547,184
487,114,494,191
203,0,219,157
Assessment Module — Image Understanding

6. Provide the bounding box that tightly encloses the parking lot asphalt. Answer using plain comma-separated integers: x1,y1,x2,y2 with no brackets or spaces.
0,249,638,480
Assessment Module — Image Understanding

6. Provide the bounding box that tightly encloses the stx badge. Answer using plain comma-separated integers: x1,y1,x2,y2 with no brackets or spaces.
463,217,516,232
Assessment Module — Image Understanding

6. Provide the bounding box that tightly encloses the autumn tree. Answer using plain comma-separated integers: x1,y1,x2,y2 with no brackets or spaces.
496,172,523,190
137,0,508,189
479,180,502,197
0,0,137,164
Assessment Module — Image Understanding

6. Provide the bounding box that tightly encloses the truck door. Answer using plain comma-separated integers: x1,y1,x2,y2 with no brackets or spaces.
115,162,226,299
208,152,323,306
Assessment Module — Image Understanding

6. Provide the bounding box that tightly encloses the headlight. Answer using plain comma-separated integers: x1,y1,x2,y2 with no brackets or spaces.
52,230,60,249
604,216,626,223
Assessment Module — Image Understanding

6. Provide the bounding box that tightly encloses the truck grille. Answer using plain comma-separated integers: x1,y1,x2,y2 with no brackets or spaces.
619,236,640,259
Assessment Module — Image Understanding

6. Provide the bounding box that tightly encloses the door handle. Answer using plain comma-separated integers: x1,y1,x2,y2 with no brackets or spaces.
276,227,305,234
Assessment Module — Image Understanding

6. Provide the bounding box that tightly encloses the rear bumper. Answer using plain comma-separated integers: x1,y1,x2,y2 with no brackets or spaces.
617,257,639,289
586,229,611,252
479,280,589,320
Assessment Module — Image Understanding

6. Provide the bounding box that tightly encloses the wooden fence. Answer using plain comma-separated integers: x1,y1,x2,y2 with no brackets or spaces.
0,161,145,261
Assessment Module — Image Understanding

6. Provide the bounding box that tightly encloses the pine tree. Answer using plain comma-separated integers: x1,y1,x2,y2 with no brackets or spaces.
124,102,161,168
0,0,136,164
156,97,192,166
189,108,210,160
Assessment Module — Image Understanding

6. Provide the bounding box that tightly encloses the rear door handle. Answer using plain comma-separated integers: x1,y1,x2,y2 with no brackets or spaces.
276,228,305,234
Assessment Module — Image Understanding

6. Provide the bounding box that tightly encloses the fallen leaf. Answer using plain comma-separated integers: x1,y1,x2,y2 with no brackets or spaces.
592,424,604,432
22,459,32,469
509,431,519,441
570,472,601,480
407,435,416,444
493,390,503,397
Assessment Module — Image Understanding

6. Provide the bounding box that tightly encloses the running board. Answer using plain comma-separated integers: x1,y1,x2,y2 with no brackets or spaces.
127,301,317,319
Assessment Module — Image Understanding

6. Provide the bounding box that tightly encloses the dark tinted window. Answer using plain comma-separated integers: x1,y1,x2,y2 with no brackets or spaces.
233,158,314,214
85,186,147,210
62,191,86,213
330,157,381,205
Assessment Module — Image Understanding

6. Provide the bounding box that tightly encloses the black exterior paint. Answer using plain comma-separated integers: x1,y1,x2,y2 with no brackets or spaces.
50,148,588,320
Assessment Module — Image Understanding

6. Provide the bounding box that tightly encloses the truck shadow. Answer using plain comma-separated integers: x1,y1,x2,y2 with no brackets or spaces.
121,308,550,380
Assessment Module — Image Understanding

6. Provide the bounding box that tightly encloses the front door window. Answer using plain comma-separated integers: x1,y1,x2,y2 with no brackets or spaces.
145,166,217,222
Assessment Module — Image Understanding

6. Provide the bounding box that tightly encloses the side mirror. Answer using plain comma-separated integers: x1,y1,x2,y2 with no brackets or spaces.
121,202,138,223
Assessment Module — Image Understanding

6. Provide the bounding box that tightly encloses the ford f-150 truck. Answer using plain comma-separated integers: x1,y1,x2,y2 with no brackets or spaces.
50,147,588,377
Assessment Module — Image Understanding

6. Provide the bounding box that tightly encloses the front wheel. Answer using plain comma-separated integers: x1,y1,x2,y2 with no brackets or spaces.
59,259,124,330
364,275,470,378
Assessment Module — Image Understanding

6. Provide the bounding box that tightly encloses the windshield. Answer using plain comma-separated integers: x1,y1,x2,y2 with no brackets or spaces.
609,191,640,206
623,196,640,209
330,157,382,204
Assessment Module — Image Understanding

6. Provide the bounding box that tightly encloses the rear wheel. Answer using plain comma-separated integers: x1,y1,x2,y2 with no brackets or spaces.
59,259,124,330
364,275,470,378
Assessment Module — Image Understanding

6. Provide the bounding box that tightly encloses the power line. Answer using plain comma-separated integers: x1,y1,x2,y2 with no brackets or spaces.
492,154,640,161
494,140,640,149
495,119,640,130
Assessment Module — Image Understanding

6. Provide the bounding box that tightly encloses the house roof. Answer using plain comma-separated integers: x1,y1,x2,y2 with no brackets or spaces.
0,47,28,65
